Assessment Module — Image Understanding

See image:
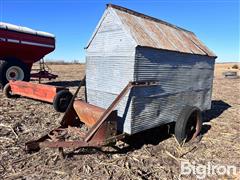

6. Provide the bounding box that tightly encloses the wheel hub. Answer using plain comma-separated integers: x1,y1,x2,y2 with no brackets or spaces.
6,66,25,81
10,72,17,78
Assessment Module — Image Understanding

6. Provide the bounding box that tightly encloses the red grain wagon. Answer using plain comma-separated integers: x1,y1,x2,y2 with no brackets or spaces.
0,22,55,86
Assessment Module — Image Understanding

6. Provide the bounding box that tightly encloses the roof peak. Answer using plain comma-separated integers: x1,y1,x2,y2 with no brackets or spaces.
107,4,194,34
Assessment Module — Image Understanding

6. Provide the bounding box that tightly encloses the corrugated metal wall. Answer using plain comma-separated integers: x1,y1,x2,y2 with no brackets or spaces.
86,8,136,133
127,47,215,134
86,9,215,135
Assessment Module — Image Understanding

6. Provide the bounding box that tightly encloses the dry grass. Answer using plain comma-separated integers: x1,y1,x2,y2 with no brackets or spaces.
214,62,240,77
0,63,239,179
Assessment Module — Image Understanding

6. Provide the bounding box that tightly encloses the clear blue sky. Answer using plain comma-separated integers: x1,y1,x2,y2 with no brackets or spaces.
0,0,239,62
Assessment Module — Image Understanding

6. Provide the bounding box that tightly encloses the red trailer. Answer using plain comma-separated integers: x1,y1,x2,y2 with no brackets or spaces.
0,22,55,86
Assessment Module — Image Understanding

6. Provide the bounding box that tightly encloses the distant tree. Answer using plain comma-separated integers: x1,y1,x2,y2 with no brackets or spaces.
232,64,239,69
72,60,80,64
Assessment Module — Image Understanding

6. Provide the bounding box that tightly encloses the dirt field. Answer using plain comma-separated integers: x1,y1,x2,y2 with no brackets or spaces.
0,63,239,179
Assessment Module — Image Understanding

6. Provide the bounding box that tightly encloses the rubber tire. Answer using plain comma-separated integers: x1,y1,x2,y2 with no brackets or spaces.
0,60,4,88
174,106,202,144
3,83,14,98
53,90,73,112
0,59,31,87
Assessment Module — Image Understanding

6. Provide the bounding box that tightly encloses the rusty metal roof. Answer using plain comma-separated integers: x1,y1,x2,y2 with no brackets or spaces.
108,4,216,57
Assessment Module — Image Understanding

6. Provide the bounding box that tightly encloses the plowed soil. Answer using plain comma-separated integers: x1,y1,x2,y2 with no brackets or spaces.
0,63,239,179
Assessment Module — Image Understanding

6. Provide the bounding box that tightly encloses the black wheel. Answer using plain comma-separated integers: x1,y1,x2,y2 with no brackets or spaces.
3,83,14,98
175,106,202,144
0,60,4,88
0,59,31,87
53,90,73,112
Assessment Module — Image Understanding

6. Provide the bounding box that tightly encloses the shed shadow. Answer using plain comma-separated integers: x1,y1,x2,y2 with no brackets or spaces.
201,100,231,136
202,100,231,123
117,90,134,133
44,80,82,88
122,122,175,150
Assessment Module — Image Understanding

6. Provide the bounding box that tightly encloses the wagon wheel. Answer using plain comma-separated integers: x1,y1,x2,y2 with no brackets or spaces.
3,83,14,98
0,59,30,87
174,106,202,144
53,90,73,112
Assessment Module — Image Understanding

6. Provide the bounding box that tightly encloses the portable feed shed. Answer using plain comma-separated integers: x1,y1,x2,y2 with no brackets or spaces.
24,4,217,152
85,4,217,135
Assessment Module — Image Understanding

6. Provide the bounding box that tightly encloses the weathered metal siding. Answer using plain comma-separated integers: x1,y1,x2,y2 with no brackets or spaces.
86,9,136,133
127,47,215,134
86,5,216,135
